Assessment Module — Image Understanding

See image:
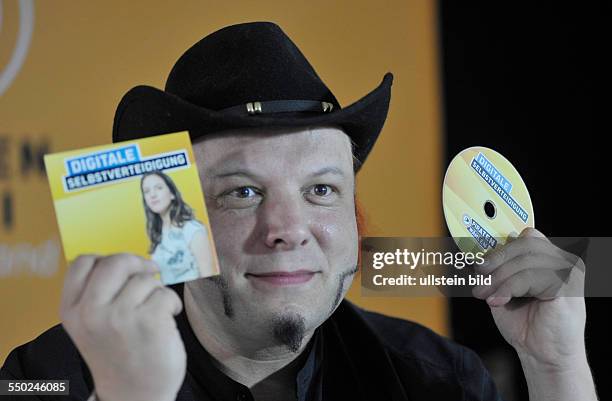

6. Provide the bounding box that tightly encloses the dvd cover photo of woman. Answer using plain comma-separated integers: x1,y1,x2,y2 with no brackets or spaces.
140,170,215,284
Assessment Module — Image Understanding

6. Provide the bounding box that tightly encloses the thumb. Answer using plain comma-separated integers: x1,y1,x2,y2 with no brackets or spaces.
518,226,551,243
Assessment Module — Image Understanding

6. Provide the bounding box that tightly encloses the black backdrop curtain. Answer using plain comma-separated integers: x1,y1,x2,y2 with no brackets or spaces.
438,2,609,400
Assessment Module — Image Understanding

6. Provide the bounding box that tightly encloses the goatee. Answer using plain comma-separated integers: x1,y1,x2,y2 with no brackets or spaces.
272,313,306,353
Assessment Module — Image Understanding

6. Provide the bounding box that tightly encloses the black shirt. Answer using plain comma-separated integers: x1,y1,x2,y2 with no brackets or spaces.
175,299,323,401
1,287,504,401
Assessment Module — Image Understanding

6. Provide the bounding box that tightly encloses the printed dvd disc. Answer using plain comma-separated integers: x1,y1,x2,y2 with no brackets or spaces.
442,146,534,254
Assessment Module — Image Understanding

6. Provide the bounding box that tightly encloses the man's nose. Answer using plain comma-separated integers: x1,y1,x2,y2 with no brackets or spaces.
261,192,310,250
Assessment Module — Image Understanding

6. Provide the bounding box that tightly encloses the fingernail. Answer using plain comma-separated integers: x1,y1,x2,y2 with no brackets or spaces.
487,295,509,307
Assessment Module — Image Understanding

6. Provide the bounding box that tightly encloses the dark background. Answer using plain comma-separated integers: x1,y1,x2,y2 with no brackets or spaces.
438,2,609,400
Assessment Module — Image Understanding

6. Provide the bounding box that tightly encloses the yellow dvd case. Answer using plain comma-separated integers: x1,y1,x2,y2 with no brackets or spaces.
44,131,220,285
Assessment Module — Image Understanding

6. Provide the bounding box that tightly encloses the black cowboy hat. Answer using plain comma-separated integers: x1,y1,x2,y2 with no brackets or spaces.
112,21,393,172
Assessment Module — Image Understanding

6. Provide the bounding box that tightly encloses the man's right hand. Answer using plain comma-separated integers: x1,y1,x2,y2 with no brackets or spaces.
60,254,186,401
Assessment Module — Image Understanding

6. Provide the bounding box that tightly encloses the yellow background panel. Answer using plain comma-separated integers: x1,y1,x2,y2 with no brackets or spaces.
0,0,446,362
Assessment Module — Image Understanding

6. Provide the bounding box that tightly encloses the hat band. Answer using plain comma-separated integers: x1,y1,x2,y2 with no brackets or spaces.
219,99,336,116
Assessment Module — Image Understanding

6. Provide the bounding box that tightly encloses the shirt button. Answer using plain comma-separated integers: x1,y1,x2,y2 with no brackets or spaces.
236,392,249,401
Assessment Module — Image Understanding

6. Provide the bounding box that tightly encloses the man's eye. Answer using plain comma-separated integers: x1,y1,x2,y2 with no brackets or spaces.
228,186,259,198
311,184,335,197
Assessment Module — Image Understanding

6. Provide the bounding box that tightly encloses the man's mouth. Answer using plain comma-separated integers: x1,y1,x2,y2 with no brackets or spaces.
245,270,319,286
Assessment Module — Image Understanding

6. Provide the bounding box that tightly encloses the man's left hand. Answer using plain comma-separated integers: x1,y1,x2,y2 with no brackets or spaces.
472,227,587,369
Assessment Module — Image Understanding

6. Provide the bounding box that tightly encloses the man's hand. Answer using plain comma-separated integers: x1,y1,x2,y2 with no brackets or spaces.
472,228,598,400
60,254,186,401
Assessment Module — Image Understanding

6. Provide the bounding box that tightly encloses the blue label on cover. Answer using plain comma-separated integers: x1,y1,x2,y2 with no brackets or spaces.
63,149,189,192
65,144,142,176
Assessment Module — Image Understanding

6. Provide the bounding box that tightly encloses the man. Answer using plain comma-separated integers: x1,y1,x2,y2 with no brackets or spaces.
1,22,598,401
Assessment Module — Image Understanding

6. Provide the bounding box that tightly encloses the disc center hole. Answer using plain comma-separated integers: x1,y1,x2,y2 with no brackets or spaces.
484,201,496,219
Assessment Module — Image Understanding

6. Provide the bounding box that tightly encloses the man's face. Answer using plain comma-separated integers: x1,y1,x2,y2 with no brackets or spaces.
187,126,359,350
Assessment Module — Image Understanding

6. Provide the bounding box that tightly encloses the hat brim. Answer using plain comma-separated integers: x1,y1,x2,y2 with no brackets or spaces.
113,72,393,171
